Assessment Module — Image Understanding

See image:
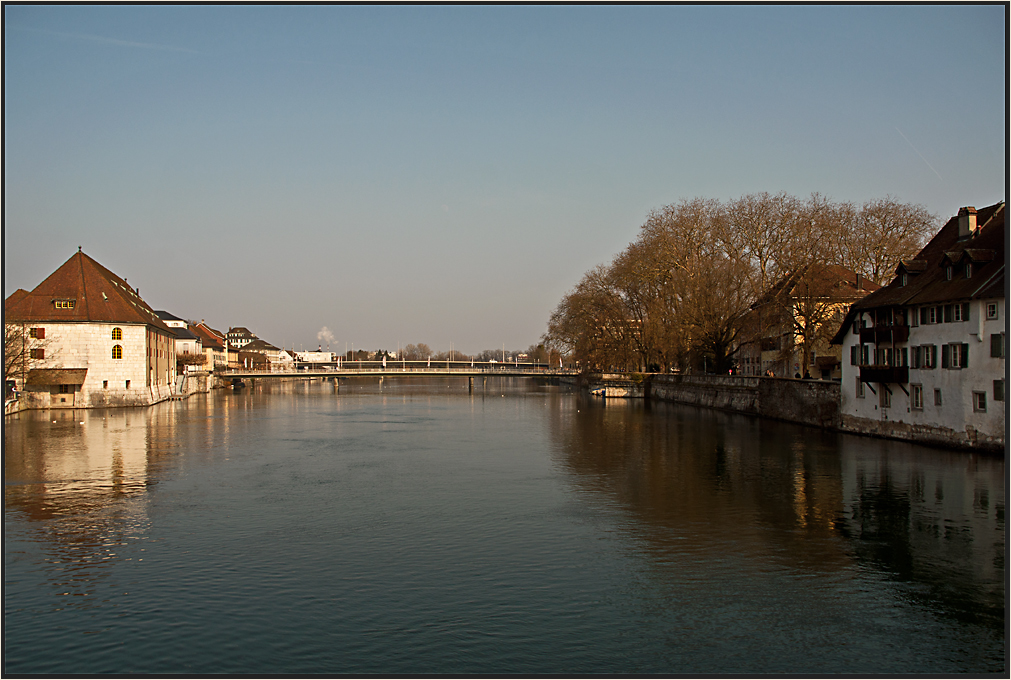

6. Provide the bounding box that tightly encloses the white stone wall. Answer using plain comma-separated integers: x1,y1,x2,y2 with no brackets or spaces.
840,299,1005,442
27,322,173,408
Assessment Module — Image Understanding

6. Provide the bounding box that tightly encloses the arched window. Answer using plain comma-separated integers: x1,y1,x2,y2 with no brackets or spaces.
112,345,123,360
112,327,122,340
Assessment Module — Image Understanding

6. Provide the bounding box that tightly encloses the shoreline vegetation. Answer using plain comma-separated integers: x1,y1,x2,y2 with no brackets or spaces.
542,192,934,375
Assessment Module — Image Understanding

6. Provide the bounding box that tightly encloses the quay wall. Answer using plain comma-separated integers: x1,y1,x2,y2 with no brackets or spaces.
649,374,839,429
5,372,210,415
592,373,1002,454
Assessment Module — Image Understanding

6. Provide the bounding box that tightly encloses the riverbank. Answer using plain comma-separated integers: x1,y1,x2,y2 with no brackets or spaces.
583,372,1004,454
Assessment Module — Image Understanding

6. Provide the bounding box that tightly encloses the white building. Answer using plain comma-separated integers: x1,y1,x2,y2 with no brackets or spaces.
5,250,177,408
833,203,1005,451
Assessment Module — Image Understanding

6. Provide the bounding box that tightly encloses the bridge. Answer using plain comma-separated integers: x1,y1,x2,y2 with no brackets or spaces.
214,361,578,381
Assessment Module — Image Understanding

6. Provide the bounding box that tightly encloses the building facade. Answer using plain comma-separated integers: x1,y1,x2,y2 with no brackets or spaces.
738,264,879,378
833,203,1006,451
5,250,178,408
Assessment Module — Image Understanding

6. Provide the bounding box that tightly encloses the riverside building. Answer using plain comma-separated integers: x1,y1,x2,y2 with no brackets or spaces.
5,249,177,408
833,202,1006,451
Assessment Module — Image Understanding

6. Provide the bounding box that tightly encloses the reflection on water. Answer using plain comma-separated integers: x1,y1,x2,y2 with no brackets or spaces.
4,379,1005,674
549,397,1005,633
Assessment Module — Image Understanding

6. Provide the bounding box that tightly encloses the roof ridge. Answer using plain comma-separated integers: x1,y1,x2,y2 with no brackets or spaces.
78,251,90,319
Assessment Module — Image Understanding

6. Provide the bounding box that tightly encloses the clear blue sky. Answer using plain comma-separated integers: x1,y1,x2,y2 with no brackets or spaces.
4,5,1005,354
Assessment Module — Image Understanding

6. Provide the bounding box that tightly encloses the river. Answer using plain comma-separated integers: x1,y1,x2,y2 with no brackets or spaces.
4,377,1005,674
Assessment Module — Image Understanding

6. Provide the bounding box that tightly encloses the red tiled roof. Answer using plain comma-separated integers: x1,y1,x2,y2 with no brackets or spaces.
191,323,224,350
4,251,173,333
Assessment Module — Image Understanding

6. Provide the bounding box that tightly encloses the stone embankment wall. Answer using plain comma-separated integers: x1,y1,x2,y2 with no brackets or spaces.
643,374,1002,453
650,374,839,429
5,372,210,415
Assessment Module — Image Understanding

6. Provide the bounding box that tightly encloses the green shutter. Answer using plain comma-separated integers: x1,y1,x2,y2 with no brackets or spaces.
941,344,950,368
960,343,969,368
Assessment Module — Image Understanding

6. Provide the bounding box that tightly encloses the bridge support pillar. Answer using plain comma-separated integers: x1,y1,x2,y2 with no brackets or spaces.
468,376,474,393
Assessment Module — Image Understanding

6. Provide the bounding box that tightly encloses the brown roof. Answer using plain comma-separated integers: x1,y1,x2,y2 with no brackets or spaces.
26,368,88,386
831,201,1005,342
191,323,224,350
5,251,173,333
5,289,31,310
756,263,880,307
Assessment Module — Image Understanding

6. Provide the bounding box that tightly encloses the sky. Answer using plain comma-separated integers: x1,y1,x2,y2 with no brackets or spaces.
4,5,1006,355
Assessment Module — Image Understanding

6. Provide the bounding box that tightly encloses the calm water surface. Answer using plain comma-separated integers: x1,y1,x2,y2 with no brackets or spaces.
4,378,1005,674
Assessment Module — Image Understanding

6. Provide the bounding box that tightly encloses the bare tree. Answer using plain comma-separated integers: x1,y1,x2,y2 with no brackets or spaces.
5,322,55,387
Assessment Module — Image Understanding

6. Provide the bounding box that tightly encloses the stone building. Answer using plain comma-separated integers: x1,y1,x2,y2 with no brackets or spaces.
5,249,177,408
832,202,1006,451
737,264,879,379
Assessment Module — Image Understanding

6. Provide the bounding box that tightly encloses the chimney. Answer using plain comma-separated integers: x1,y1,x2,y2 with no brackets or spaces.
958,206,977,238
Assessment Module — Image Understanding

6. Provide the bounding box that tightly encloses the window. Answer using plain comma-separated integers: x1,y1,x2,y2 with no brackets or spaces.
953,302,969,322
922,345,937,368
856,377,865,399
994,380,1005,402
30,348,44,359
946,266,953,280
29,327,45,339
112,344,123,360
54,299,75,309
850,345,858,366
973,391,987,413
934,389,942,406
860,345,869,366
942,343,969,369
112,327,122,340
880,388,891,408
965,263,972,278
911,384,923,410
901,272,908,286
103,380,108,389
125,380,130,389
59,384,70,394
986,302,998,320
992,333,1006,358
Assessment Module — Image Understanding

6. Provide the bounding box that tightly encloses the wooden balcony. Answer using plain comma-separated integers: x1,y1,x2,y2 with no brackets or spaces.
860,365,909,384
860,327,909,344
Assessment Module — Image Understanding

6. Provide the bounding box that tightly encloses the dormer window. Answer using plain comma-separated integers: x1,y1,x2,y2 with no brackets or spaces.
965,263,972,278
946,266,953,280
900,272,908,286
54,299,76,309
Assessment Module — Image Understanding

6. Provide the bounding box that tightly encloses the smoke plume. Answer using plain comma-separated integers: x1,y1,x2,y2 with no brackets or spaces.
317,326,335,347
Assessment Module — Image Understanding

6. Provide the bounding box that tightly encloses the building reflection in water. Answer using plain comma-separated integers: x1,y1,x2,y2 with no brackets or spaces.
546,394,1004,630
3,391,233,610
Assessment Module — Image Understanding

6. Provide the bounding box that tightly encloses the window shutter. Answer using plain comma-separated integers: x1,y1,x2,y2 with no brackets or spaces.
995,380,1005,402
960,343,969,368
963,302,970,321
943,305,952,323
850,346,857,365
993,334,1005,358
919,308,926,325
37,328,45,339
941,344,950,368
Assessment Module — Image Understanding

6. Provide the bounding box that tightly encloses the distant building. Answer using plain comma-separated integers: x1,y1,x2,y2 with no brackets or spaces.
832,202,1005,450
226,327,258,349
192,322,227,369
156,311,204,367
4,250,177,408
738,264,880,379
